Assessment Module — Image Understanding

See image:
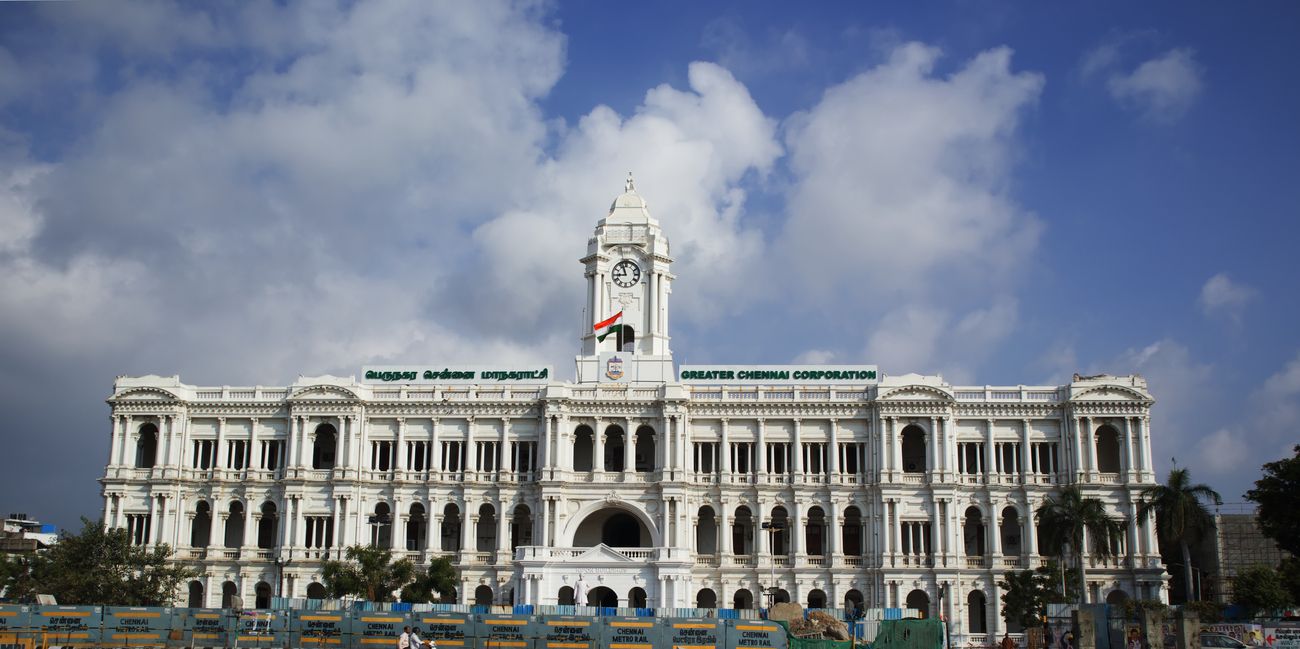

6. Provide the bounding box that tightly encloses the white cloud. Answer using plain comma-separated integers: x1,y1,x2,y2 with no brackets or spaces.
1105,339,1215,473
1198,272,1256,322
865,298,1019,382
1106,48,1203,121
1192,428,1250,476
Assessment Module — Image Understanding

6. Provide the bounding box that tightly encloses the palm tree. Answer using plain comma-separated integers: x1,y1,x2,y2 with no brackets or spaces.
1036,486,1128,605
1137,467,1221,602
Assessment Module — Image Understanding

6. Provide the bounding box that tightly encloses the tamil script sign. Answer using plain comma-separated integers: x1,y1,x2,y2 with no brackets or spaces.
362,366,553,384
678,365,879,385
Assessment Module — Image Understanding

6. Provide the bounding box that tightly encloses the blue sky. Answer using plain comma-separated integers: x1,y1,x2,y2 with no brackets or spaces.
0,1,1297,529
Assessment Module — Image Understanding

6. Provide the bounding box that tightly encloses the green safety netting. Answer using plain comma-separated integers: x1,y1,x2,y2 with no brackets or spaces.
871,618,946,649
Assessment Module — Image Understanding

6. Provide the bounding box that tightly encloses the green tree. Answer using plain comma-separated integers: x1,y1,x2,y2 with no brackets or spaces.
1279,557,1300,606
1036,558,1081,604
1036,486,1128,605
400,556,459,603
1137,467,1222,602
999,569,1053,629
1244,445,1300,556
1232,564,1294,617
0,518,198,606
321,545,415,602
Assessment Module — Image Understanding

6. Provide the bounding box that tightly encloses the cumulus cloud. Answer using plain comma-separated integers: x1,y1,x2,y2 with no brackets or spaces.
1198,272,1256,322
779,43,1042,373
1083,40,1203,122
1104,339,1215,473
1192,428,1250,476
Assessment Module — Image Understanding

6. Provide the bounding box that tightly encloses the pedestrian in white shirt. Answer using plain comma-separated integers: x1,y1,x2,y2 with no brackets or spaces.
398,626,412,649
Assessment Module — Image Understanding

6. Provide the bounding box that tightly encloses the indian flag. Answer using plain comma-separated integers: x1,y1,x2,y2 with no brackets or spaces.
594,311,623,342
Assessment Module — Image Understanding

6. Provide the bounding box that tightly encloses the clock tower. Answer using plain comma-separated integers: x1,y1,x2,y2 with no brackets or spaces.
575,173,675,383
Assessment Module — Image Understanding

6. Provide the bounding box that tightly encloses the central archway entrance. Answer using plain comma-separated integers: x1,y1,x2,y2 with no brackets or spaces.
587,586,618,608
572,506,653,547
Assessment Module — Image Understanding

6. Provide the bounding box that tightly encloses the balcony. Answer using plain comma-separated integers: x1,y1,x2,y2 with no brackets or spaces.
998,557,1026,569
730,555,756,567
964,556,987,568
696,556,719,567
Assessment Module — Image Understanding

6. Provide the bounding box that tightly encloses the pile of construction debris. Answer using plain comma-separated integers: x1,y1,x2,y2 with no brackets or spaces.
768,603,852,641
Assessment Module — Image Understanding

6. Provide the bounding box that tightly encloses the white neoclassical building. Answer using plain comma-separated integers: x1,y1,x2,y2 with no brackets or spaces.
100,177,1167,640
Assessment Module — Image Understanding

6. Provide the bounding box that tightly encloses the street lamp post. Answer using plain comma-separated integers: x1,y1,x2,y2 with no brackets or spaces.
761,521,786,609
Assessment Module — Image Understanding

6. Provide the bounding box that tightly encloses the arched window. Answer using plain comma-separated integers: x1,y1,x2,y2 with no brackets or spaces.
371,503,392,547
901,425,927,473
696,588,717,609
629,587,647,609
807,589,827,609
407,503,426,551
312,424,337,470
1095,425,1121,474
963,507,986,557
558,586,574,606
843,506,864,555
191,501,212,548
441,504,461,551
732,506,754,555
604,425,625,472
1000,507,1022,556
696,506,717,554
221,581,238,609
844,589,865,614
476,504,497,552
733,589,754,610
967,590,988,634
573,426,595,472
634,425,656,472
474,585,494,606
771,589,790,604
511,505,534,550
906,589,931,618
769,506,790,555
806,507,826,556
254,581,272,609
135,424,158,469
257,502,278,549
306,582,327,600
588,587,617,608
620,325,636,353
224,501,245,548
187,581,204,608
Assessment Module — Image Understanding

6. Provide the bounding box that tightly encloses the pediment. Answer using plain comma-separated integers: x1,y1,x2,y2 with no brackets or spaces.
878,385,953,402
113,387,180,402
289,385,360,401
1071,385,1150,403
570,544,637,563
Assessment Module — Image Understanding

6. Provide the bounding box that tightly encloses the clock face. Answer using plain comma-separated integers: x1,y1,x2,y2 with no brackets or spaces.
611,260,641,287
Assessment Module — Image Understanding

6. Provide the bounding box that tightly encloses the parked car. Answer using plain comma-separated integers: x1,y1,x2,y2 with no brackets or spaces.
1201,633,1250,649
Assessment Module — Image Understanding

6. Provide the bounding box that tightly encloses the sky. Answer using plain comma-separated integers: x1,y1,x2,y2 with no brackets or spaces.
1,1,1297,531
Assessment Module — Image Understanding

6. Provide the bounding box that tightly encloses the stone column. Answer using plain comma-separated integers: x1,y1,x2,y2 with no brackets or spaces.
829,501,841,557
216,417,228,471
792,419,804,474
755,503,768,555
110,415,124,466
285,416,298,469
623,417,635,475
595,417,606,473
891,500,902,565
720,418,730,478
102,494,113,529
790,501,802,557
1083,416,1096,478
990,506,1001,557
756,419,767,480
1025,501,1038,560
497,503,510,560
890,418,903,476
829,419,840,478
1123,417,1136,482
719,502,732,556
461,511,475,554
984,419,996,481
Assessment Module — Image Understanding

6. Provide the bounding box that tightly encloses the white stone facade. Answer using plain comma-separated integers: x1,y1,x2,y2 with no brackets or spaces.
100,179,1167,641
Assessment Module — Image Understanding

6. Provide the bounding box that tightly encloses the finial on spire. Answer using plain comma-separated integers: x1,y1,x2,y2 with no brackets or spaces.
625,171,635,193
